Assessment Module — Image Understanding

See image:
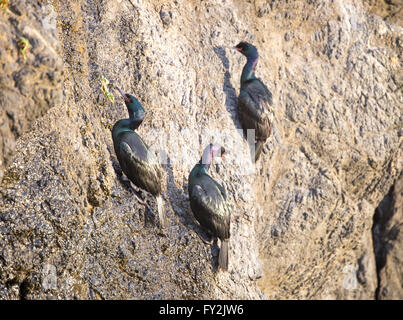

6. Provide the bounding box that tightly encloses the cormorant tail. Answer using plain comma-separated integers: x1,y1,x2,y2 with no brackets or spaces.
219,239,229,271
254,140,264,162
156,195,166,227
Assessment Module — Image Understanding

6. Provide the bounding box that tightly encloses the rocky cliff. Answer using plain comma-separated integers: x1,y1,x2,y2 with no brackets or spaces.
0,0,402,299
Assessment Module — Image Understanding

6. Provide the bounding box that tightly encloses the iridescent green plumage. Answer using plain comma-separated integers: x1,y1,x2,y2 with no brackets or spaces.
188,144,230,271
235,42,274,162
112,88,165,226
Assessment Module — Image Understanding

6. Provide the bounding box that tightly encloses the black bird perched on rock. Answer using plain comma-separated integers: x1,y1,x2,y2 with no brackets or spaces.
188,144,230,271
234,42,274,162
112,86,165,226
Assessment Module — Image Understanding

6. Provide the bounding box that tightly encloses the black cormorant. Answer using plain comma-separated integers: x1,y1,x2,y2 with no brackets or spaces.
234,42,274,162
188,144,230,271
112,87,165,226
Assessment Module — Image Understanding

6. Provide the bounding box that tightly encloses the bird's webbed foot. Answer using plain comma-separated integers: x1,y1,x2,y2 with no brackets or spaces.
124,180,146,205
198,230,214,245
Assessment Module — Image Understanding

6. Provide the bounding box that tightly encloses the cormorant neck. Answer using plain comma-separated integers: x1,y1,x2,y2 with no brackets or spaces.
112,98,146,141
197,160,211,172
123,97,145,131
126,97,145,121
198,145,216,172
241,55,258,84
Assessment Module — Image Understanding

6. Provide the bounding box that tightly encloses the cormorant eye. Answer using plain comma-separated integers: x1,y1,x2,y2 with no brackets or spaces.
236,43,248,52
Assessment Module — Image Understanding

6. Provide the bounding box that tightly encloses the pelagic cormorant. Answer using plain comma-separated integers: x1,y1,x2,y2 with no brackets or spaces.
112,87,166,226
188,144,231,271
234,42,274,162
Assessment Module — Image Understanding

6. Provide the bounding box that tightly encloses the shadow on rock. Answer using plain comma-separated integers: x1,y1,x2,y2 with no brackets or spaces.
214,46,251,160
213,46,242,135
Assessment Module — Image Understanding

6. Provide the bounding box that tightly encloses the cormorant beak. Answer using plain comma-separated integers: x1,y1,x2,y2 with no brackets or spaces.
115,86,131,103
115,86,125,98
223,45,240,51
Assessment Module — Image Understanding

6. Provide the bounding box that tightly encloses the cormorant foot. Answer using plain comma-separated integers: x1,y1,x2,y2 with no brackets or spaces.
198,231,214,245
120,177,132,189
132,189,146,205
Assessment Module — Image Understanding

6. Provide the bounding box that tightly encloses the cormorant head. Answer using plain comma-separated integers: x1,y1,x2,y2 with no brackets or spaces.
201,143,226,173
115,86,144,116
116,86,135,104
234,42,258,59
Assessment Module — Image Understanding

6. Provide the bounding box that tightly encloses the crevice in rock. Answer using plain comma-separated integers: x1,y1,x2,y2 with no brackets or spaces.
372,180,396,299
18,278,30,300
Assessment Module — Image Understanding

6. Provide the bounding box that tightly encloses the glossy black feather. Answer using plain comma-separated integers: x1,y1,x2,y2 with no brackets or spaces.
114,130,162,196
188,168,230,241
238,78,273,143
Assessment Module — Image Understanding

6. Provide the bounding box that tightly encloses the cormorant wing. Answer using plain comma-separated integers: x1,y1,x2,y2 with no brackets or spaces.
240,79,272,114
213,180,227,200
245,78,273,105
119,132,149,162
190,176,230,239
118,132,161,165
119,140,161,179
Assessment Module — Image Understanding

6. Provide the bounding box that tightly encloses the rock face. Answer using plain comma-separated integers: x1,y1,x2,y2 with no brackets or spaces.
363,0,403,26
0,1,63,182
0,0,402,299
